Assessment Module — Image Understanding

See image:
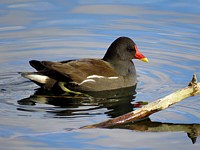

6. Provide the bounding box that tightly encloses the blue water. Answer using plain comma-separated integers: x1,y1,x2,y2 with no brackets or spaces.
0,0,200,149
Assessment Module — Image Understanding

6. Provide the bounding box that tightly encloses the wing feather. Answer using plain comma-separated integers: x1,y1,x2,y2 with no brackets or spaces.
47,59,117,83
29,59,118,84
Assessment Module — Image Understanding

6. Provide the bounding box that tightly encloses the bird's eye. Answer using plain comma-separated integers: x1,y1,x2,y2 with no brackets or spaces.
127,46,133,51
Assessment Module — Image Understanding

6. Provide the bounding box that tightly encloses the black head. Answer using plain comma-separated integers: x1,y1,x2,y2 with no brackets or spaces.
103,37,148,62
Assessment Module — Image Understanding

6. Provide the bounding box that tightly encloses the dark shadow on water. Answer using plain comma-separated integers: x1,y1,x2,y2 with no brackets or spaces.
17,85,137,118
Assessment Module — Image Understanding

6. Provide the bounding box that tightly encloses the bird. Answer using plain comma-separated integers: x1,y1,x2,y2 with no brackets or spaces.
20,37,148,95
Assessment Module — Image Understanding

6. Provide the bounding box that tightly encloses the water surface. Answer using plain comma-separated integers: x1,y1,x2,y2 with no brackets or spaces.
0,0,200,150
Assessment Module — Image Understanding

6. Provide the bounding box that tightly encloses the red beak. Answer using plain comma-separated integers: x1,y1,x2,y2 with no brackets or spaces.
134,45,149,63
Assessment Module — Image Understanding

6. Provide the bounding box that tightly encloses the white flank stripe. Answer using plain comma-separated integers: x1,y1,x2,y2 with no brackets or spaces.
108,76,118,79
79,79,96,85
87,75,104,79
87,75,118,79
79,75,119,85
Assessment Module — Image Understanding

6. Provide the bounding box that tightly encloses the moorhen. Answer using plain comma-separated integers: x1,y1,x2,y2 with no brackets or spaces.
21,37,148,94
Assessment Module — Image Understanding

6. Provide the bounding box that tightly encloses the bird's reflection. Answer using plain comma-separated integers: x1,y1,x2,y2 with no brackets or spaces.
17,85,137,118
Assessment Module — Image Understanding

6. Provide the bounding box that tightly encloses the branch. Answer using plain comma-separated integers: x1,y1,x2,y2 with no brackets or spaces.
109,119,200,144
82,74,200,129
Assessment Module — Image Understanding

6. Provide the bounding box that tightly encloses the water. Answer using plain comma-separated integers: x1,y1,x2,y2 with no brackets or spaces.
0,0,200,149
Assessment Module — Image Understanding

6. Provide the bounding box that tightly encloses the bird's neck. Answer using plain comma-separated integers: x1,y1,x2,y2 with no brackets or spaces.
106,59,135,76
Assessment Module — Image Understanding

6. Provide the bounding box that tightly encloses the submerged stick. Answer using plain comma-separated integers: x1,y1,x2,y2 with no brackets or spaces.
112,120,200,144
82,74,200,128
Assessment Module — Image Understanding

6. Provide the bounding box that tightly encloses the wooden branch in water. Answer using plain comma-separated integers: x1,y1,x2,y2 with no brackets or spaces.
82,74,200,129
110,119,200,144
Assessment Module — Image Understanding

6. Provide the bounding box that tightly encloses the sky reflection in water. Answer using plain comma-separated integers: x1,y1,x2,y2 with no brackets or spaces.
0,0,200,149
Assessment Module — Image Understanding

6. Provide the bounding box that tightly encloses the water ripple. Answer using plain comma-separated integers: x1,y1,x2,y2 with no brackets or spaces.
0,2,200,146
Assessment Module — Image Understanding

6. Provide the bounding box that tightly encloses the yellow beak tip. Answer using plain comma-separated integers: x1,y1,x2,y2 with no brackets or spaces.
140,58,149,63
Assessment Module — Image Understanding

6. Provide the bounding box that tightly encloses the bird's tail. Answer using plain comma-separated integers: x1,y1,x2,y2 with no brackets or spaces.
20,72,50,86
